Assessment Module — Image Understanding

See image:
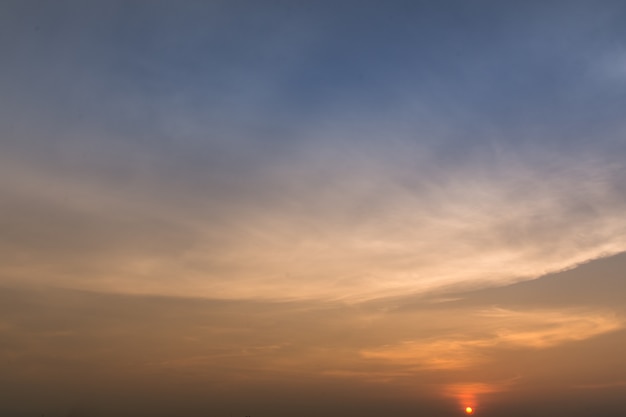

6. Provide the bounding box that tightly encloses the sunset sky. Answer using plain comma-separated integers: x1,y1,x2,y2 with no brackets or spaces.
2,1,626,416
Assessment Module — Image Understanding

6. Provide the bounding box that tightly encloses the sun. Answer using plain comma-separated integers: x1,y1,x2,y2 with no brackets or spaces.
465,406,474,415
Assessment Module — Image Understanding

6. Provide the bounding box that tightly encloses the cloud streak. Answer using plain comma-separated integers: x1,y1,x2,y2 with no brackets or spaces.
2,137,625,301
361,308,623,370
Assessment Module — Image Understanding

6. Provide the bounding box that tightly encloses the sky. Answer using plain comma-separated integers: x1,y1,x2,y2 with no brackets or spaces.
1,1,626,416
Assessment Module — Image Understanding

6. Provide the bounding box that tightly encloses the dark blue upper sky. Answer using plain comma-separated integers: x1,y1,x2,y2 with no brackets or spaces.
4,0,626,149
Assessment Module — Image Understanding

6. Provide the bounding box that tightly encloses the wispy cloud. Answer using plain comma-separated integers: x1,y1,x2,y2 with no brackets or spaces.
2,141,625,301
361,308,623,370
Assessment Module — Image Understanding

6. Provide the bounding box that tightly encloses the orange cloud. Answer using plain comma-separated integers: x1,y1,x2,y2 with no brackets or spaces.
361,308,623,370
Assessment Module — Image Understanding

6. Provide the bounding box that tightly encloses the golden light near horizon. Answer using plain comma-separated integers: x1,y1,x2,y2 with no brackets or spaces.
465,406,474,415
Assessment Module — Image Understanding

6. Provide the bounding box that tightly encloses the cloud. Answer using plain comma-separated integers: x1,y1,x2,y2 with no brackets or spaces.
2,138,625,302
360,308,623,370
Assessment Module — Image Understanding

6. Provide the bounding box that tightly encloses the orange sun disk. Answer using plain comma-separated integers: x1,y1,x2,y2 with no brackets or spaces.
465,406,474,415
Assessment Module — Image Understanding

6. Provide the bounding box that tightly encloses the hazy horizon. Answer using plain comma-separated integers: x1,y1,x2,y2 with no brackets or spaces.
2,1,626,416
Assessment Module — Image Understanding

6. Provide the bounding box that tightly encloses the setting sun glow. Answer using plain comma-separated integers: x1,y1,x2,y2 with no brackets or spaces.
465,406,474,415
